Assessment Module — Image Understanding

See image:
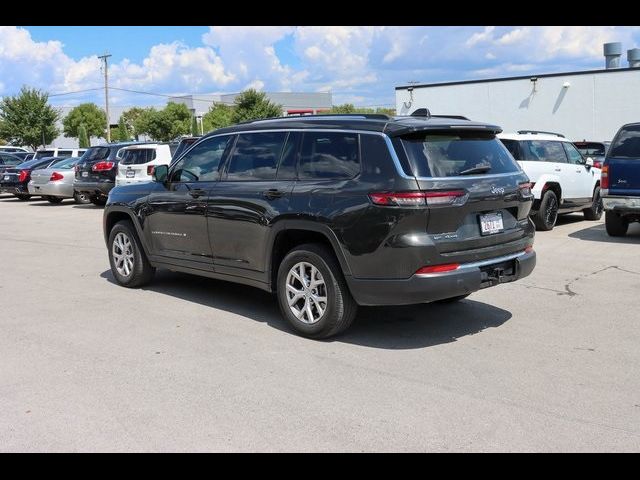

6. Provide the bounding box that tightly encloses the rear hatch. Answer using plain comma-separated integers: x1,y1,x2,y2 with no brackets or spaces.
116,148,157,184
605,125,640,195
76,146,116,182
29,168,53,185
398,129,533,263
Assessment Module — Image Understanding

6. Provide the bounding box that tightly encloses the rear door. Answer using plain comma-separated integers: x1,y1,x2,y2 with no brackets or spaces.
399,129,531,261
606,124,640,195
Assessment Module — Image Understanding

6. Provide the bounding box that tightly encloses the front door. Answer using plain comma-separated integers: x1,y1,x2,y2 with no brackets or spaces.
145,135,234,268
563,141,594,201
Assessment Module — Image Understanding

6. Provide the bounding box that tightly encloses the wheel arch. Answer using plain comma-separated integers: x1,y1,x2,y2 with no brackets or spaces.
103,207,151,256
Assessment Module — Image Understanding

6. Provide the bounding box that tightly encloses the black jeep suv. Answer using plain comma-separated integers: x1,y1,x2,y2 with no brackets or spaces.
74,142,151,206
103,114,536,338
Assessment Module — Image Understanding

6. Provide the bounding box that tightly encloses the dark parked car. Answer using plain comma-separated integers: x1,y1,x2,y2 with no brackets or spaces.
171,136,201,161
103,114,536,338
601,123,640,236
0,152,26,170
574,141,611,168
0,156,68,200
74,142,151,206
4,151,34,163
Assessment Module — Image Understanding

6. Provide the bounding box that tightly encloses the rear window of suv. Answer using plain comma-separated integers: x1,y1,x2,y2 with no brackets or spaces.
82,147,111,162
609,125,640,158
119,149,157,165
401,131,520,177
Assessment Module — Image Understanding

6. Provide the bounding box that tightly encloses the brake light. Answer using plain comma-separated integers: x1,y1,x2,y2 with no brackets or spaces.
601,165,609,189
415,263,460,275
518,182,532,196
369,190,466,207
147,165,155,176
50,172,64,181
18,170,29,182
92,161,115,172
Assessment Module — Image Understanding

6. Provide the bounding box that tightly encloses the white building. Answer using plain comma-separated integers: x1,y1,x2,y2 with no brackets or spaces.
395,43,640,142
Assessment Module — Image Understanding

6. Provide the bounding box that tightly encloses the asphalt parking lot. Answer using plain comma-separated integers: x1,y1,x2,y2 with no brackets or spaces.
1,194,639,452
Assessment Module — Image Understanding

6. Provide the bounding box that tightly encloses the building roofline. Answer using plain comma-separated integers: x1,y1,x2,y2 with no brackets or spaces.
395,67,640,90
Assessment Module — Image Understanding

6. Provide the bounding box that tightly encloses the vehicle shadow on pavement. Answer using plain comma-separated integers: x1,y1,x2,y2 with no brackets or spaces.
554,214,588,227
101,269,512,350
568,222,640,243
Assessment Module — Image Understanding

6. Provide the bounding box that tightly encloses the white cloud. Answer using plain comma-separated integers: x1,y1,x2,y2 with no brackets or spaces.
466,26,495,47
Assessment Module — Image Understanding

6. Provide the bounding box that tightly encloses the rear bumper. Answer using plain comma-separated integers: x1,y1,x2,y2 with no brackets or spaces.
28,181,73,198
0,183,29,195
73,181,114,197
602,194,640,213
346,250,536,306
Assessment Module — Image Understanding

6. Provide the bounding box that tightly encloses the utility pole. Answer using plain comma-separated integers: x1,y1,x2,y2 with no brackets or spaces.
98,53,112,142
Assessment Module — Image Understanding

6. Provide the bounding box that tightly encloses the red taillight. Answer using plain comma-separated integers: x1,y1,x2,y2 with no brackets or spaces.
18,170,29,182
147,165,155,176
601,165,609,189
92,161,115,172
369,190,466,207
518,182,532,196
415,264,460,275
50,172,64,181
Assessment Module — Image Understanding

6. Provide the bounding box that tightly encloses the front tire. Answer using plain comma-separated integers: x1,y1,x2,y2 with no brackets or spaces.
583,186,603,221
533,190,559,231
15,194,31,201
276,243,358,339
605,211,629,237
108,220,155,288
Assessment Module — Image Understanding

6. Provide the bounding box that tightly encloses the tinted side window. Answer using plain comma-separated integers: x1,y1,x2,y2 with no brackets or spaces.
58,150,73,157
226,132,287,181
563,142,584,165
170,136,234,182
500,139,521,160
610,125,640,158
522,141,567,163
360,134,397,178
277,132,300,180
299,132,360,179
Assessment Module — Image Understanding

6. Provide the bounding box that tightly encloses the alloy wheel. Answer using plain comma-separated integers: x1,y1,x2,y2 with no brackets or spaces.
112,232,134,277
285,262,328,324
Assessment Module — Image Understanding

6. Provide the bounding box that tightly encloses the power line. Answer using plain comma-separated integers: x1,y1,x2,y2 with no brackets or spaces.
49,87,104,97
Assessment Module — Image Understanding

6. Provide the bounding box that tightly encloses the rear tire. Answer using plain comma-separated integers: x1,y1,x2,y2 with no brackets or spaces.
73,191,91,204
108,220,155,288
583,186,603,221
46,196,63,204
533,190,558,231
605,211,629,237
276,243,358,339
90,196,107,206
434,294,471,303
15,194,31,201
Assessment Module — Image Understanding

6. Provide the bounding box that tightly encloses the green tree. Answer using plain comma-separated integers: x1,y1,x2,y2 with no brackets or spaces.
0,86,60,150
117,116,130,141
329,104,395,116
231,89,282,124
135,103,191,142
202,103,234,132
121,107,147,140
330,103,358,114
62,103,107,140
78,124,90,148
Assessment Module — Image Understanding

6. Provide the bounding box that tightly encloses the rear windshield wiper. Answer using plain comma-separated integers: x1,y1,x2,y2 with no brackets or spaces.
458,165,492,175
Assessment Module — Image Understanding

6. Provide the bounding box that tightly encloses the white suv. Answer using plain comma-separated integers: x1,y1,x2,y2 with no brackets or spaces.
33,147,87,160
498,131,603,230
115,143,173,186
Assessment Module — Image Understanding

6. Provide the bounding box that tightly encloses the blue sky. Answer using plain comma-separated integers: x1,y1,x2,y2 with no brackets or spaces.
3,26,640,109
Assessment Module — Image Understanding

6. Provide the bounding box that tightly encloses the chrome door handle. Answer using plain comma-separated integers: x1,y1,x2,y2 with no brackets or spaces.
554,168,562,172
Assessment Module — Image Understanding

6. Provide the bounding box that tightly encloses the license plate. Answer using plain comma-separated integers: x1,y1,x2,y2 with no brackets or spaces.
479,213,504,235
3,175,9,181
82,171,89,177
126,170,135,178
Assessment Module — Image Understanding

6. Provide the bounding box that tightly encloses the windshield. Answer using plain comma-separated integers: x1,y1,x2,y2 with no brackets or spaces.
52,157,80,169
82,147,111,162
119,148,157,165
574,142,606,156
609,126,640,159
400,130,521,177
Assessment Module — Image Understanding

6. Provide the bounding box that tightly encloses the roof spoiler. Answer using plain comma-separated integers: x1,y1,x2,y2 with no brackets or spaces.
517,130,565,138
411,109,470,121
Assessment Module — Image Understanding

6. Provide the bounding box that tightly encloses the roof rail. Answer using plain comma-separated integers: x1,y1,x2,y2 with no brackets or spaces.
517,130,565,138
430,115,470,121
238,113,392,125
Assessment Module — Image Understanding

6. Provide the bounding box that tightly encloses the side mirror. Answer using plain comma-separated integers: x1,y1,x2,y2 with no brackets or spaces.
585,157,594,168
153,164,168,183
